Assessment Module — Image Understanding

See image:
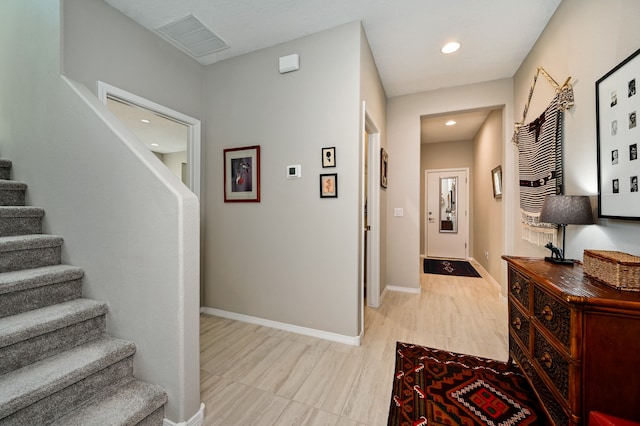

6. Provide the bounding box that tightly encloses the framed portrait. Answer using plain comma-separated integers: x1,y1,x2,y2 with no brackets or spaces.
380,148,388,188
320,173,338,198
596,48,640,219
223,145,260,202
491,165,503,199
322,147,336,168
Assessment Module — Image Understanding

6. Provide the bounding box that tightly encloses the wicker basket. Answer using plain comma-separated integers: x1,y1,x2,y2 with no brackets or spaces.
583,250,640,291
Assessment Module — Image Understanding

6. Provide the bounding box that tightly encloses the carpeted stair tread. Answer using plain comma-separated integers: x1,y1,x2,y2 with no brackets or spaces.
0,336,136,419
55,379,168,426
0,264,84,295
0,179,27,190
0,298,107,349
0,206,44,217
0,234,63,252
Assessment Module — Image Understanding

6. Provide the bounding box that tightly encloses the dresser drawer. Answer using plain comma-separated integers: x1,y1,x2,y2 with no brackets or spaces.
509,301,530,347
533,328,570,400
533,286,571,349
510,336,569,426
509,269,530,308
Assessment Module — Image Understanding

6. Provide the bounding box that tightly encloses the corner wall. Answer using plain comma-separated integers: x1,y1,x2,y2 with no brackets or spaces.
472,109,504,279
513,0,640,259
1,1,201,422
202,22,362,338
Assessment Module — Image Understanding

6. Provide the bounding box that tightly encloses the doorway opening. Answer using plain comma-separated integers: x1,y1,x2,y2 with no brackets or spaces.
360,103,381,339
97,82,201,198
425,168,469,259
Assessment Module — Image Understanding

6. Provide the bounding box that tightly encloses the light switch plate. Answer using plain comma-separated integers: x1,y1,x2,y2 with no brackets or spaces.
394,208,404,217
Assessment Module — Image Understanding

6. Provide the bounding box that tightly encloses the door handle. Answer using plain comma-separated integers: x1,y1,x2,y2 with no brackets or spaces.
365,226,371,231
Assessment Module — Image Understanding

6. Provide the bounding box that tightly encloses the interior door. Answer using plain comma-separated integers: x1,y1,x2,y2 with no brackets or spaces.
426,169,469,259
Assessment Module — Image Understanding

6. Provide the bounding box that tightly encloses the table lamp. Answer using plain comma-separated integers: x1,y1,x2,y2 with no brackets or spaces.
539,195,594,265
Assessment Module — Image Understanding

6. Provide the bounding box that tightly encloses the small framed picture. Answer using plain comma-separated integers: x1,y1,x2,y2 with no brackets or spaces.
322,147,336,168
491,165,503,199
320,173,338,198
380,148,388,188
223,145,260,202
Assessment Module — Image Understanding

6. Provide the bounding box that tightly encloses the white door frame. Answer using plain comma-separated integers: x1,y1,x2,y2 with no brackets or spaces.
424,168,470,259
360,102,381,337
97,81,201,199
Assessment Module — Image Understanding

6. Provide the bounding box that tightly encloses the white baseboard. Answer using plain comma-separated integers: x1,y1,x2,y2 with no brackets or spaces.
200,307,360,346
385,285,421,294
164,403,205,426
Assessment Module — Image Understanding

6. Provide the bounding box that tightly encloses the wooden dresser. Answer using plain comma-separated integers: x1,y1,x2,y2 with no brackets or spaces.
503,256,640,425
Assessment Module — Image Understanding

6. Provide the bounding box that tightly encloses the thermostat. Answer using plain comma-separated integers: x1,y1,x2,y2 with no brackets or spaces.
287,165,301,179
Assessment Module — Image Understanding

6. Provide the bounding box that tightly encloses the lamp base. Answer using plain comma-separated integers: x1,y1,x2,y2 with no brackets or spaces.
544,257,575,265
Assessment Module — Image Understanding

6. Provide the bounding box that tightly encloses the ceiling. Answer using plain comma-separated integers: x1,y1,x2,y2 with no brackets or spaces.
103,0,561,144
107,97,188,154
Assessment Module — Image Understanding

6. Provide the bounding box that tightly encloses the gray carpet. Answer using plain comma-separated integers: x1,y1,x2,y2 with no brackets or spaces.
0,158,167,425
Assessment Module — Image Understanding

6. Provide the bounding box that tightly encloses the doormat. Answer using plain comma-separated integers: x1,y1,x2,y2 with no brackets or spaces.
423,258,481,278
387,342,547,426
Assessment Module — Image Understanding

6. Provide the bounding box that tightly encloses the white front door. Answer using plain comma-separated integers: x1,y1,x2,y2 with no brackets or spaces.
426,169,469,259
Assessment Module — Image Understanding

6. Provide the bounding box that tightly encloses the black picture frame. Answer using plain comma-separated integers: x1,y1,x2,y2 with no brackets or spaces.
322,147,336,168
596,48,640,220
320,173,338,198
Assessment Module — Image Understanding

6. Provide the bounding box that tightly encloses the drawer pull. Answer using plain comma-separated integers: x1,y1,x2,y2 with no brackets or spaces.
512,282,522,294
512,317,522,330
542,305,554,321
540,351,553,369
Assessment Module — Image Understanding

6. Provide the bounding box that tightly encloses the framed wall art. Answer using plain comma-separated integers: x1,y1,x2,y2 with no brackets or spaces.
320,173,338,198
223,145,260,202
491,165,503,199
322,147,336,168
380,148,388,188
596,48,640,219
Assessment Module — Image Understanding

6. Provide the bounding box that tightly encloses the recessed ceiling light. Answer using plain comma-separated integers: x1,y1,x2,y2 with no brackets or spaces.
441,42,461,54
151,143,160,147
141,119,150,123
446,120,457,126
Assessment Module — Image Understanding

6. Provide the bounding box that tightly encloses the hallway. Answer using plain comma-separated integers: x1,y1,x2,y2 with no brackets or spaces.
199,260,508,425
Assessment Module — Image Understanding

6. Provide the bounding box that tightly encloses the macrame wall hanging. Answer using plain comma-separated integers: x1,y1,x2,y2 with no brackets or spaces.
513,67,574,246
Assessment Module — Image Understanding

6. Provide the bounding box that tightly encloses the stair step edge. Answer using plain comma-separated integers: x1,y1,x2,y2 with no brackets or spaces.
0,234,63,252
54,379,167,426
0,336,136,418
0,298,108,348
0,206,44,218
0,180,27,189
0,265,84,295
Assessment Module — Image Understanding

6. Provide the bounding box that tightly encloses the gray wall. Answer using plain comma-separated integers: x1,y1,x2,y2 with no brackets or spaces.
387,79,514,291
513,0,640,260
472,109,503,280
63,0,203,121
359,26,388,300
0,0,201,422
202,22,363,338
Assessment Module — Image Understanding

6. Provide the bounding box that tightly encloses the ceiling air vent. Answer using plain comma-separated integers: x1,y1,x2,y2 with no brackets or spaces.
156,14,229,58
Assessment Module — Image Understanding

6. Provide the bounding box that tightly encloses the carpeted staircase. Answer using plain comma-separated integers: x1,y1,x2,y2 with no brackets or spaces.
0,158,167,425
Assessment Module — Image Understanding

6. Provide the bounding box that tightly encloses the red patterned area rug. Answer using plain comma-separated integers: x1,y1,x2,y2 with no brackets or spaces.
388,343,549,426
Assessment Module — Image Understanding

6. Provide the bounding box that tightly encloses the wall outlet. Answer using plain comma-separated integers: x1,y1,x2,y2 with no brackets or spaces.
485,251,489,260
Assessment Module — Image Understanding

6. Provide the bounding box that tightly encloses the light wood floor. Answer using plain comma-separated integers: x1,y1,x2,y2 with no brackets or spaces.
200,260,508,425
